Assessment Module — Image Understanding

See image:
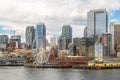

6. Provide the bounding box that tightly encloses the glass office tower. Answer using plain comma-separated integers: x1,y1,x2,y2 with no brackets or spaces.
35,22,46,50
62,25,72,42
87,9,108,37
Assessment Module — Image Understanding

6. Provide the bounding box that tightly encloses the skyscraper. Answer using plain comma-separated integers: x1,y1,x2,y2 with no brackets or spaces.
110,22,120,56
58,25,72,50
62,25,72,42
35,22,46,50
87,9,108,37
26,26,35,49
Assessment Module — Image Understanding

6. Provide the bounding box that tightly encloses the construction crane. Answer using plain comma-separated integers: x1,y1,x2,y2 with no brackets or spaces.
11,30,24,36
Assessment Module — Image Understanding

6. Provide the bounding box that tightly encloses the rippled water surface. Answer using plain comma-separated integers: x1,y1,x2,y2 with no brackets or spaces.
0,66,120,80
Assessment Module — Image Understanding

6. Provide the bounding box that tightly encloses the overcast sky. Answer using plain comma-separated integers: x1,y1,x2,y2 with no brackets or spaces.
0,0,120,42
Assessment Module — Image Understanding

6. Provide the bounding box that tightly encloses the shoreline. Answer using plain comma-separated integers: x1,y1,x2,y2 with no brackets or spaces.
0,63,120,70
24,63,120,69
0,64,24,66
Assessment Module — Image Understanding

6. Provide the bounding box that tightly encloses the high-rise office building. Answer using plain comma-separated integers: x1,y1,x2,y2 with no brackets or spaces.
62,25,72,42
35,22,46,50
87,9,108,37
58,25,72,50
0,35,9,48
26,26,35,49
110,22,120,56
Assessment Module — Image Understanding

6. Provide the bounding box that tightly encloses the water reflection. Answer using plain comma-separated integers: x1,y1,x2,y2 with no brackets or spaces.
0,67,120,80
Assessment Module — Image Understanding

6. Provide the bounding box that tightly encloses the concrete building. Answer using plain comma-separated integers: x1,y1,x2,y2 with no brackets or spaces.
73,38,81,47
50,37,58,46
10,35,21,43
58,36,67,50
102,33,112,57
50,45,58,57
68,43,76,56
81,37,95,57
87,9,108,37
93,33,112,58
73,37,95,57
79,44,95,57
10,35,21,48
26,26,35,49
73,38,81,55
95,43,103,57
35,22,46,50
21,43,26,49
79,45,86,56
0,35,9,48
110,22,120,56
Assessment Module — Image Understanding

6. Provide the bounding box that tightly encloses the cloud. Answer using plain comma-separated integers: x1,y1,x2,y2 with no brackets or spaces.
0,0,120,42
109,19,119,23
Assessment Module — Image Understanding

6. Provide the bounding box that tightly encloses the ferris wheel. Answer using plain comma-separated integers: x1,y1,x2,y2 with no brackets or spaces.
32,37,51,65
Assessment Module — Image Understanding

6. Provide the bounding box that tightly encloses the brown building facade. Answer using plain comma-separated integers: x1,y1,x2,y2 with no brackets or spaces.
110,22,120,57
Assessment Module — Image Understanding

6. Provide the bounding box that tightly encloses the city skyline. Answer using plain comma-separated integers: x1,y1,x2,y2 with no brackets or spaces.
0,1,120,80
0,0,120,42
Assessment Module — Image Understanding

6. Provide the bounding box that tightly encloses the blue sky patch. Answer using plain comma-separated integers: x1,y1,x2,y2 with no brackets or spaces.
109,10,120,22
